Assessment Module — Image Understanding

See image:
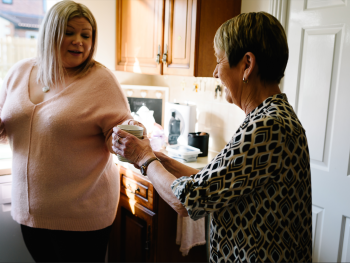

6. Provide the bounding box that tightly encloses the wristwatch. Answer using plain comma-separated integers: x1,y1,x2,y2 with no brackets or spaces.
140,157,160,176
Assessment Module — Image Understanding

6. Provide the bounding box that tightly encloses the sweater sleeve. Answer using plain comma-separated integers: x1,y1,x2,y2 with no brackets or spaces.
0,77,7,143
95,67,133,153
0,62,14,143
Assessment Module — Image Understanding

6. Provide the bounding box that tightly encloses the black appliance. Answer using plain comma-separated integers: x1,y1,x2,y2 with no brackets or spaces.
188,132,209,157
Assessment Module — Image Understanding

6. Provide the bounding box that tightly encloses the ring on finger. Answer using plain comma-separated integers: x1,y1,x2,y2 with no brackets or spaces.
116,136,120,143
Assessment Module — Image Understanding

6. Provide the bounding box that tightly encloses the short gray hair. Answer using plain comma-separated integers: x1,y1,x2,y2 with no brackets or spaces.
36,0,100,88
214,12,288,84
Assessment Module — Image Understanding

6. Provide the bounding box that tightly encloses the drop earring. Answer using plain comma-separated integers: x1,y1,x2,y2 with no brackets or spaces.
243,77,248,84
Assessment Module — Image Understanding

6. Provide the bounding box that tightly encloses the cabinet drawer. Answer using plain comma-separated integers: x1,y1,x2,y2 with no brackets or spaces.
119,166,155,211
121,175,148,201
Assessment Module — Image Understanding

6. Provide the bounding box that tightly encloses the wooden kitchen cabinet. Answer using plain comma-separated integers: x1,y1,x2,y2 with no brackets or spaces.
116,0,241,77
115,0,164,75
110,194,156,262
108,165,207,262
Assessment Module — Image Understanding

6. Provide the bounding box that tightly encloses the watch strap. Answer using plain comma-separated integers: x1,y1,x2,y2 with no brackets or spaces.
140,157,160,176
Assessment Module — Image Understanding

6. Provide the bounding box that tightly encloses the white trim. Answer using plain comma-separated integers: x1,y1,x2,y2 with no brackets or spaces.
120,85,169,103
269,0,288,29
269,0,289,92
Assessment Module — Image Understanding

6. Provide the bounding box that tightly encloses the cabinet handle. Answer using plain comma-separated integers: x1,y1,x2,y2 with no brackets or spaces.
156,44,161,64
125,183,140,195
162,44,168,64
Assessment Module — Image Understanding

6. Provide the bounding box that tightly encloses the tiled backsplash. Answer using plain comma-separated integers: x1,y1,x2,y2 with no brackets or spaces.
114,72,246,153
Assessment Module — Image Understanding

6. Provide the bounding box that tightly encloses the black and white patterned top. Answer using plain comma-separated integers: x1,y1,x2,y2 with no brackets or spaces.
171,94,312,263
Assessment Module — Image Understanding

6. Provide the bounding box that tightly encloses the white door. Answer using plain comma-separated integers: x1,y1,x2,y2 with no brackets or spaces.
283,0,350,262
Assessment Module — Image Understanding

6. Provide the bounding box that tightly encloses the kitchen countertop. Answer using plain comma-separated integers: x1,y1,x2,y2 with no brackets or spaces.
0,150,220,177
113,150,219,176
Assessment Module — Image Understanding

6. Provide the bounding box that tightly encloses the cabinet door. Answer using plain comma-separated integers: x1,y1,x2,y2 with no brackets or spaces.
108,194,156,262
116,0,164,75
162,0,198,76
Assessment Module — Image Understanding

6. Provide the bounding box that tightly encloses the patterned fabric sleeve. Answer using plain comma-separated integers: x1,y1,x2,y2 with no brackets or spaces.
171,116,286,220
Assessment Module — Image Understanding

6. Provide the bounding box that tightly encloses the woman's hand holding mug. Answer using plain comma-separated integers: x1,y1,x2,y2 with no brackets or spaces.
112,126,155,168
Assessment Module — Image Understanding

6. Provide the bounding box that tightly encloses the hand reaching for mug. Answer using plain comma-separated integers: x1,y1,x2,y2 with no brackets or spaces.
112,127,155,167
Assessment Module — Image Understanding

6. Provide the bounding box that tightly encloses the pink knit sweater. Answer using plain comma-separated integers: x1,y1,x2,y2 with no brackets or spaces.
0,58,132,231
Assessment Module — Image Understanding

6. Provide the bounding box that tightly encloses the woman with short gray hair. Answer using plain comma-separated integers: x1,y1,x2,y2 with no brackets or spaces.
0,1,141,261
113,12,312,262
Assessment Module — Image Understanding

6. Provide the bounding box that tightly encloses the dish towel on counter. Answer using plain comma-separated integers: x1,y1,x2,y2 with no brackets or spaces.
176,214,206,256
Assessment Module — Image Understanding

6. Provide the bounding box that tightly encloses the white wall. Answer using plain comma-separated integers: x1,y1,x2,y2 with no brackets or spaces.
241,0,270,13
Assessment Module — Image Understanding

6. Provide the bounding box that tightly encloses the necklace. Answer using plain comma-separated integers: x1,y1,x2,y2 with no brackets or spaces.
42,86,50,93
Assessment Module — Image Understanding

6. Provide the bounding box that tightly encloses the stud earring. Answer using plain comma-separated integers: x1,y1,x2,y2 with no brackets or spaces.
243,77,248,84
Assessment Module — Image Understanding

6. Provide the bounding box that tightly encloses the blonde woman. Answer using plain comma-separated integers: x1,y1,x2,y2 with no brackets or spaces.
113,12,312,262
0,1,139,262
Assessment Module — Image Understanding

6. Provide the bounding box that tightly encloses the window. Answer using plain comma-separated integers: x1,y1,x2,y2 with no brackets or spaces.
43,0,47,13
0,0,61,169
2,0,13,4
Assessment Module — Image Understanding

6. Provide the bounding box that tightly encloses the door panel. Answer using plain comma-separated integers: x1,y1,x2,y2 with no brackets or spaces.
312,205,324,263
121,207,147,262
163,0,197,76
172,0,188,59
108,193,156,262
305,0,345,9
116,0,164,74
284,1,350,261
297,27,342,165
340,216,350,262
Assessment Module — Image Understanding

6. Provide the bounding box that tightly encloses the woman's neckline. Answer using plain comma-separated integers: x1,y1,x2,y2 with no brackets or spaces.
26,60,78,106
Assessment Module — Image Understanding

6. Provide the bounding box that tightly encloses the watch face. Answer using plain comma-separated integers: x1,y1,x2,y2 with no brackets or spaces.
141,165,146,175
